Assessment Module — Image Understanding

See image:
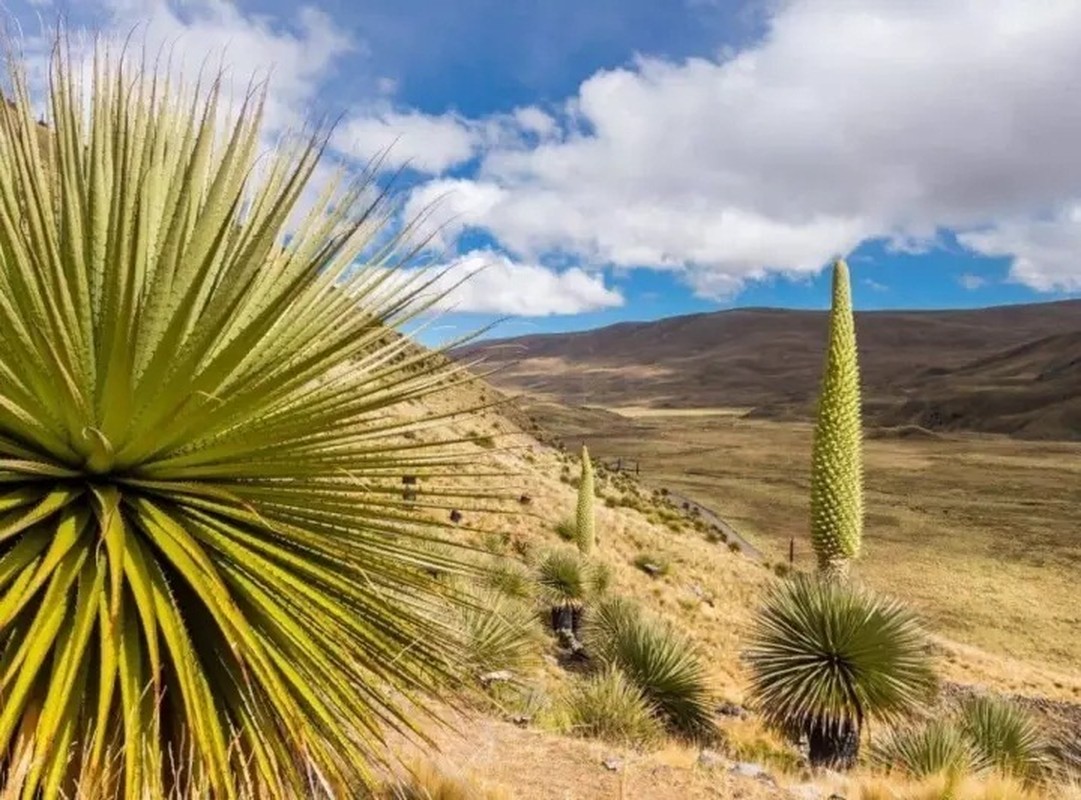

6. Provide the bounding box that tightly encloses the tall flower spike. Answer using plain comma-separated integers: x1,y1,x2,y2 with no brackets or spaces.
809,259,864,579
577,445,596,554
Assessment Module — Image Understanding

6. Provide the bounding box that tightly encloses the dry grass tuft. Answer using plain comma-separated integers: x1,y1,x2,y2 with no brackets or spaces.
379,759,512,800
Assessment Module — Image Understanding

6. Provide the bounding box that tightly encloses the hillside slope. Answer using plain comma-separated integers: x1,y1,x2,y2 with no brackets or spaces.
385,376,1081,798
881,330,1081,438
455,300,1081,439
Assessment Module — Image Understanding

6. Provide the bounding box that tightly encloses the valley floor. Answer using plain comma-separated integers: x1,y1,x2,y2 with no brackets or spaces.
522,400,1081,696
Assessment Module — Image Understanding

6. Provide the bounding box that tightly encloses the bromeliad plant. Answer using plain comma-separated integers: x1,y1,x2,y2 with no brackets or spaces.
534,546,609,649
586,597,714,738
0,43,498,797
743,575,936,769
809,258,864,580
743,259,939,770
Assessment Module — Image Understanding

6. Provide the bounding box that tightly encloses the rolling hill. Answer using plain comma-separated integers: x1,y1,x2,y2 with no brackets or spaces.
456,299,1081,439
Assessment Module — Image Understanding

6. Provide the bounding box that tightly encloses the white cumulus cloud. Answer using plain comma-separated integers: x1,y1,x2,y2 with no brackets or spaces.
397,251,623,316
335,111,479,174
959,205,1081,293
404,0,1081,297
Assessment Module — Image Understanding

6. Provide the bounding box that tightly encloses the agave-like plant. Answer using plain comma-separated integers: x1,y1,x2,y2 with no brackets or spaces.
562,666,663,747
576,445,595,554
586,597,714,738
743,574,936,769
534,547,607,646
957,696,1052,783
0,42,502,796
871,719,976,779
455,588,542,679
809,258,864,579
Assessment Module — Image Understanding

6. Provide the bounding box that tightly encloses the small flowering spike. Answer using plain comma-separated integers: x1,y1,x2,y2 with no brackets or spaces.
809,259,863,579
577,445,596,554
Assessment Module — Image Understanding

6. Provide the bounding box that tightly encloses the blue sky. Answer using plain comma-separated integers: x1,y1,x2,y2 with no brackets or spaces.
9,0,1081,343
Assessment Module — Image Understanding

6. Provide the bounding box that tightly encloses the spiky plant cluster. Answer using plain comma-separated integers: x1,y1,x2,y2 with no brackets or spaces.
809,259,864,579
576,445,596,554
958,696,1052,783
872,697,1053,786
454,589,542,679
585,597,714,738
534,547,594,609
562,667,663,747
743,575,936,768
0,41,502,797
871,719,977,779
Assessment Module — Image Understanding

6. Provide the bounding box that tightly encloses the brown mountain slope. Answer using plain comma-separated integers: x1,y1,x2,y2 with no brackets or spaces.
455,300,1081,439
880,329,1081,438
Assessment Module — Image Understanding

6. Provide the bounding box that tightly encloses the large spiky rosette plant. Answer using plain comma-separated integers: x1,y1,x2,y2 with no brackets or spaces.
0,40,503,798
808,258,864,579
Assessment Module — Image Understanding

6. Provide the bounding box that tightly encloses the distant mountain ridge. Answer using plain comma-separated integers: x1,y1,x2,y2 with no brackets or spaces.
455,299,1081,439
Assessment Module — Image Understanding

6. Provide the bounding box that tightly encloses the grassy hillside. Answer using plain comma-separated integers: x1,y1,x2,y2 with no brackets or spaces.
379,379,1081,797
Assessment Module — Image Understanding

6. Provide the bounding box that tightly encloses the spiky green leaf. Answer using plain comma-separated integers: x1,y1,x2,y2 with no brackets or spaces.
0,38,502,797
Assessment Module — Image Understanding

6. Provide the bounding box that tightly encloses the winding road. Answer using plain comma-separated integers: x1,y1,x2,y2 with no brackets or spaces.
662,489,764,561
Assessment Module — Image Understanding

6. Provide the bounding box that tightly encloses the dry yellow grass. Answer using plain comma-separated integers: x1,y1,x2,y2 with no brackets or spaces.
816,771,1081,800
375,380,1079,798
602,406,753,418
519,404,1081,699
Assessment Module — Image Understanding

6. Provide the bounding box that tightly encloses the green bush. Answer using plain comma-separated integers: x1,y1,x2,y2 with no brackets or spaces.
562,667,664,747
586,599,714,739
555,518,578,542
535,548,593,607
482,557,535,601
958,695,1052,782
871,719,976,779
456,590,542,678
633,552,672,577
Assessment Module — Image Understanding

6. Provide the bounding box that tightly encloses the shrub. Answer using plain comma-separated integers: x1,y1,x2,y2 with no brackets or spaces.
555,518,578,542
455,590,542,678
533,547,608,638
379,760,511,800
958,696,1052,783
0,42,492,795
562,667,663,747
481,531,511,554
743,575,936,769
871,719,976,779
586,598,714,738
482,557,535,601
633,552,672,577
706,529,728,544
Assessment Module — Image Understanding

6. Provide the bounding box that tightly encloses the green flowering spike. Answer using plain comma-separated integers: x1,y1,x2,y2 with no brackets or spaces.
809,259,864,579
577,445,596,554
